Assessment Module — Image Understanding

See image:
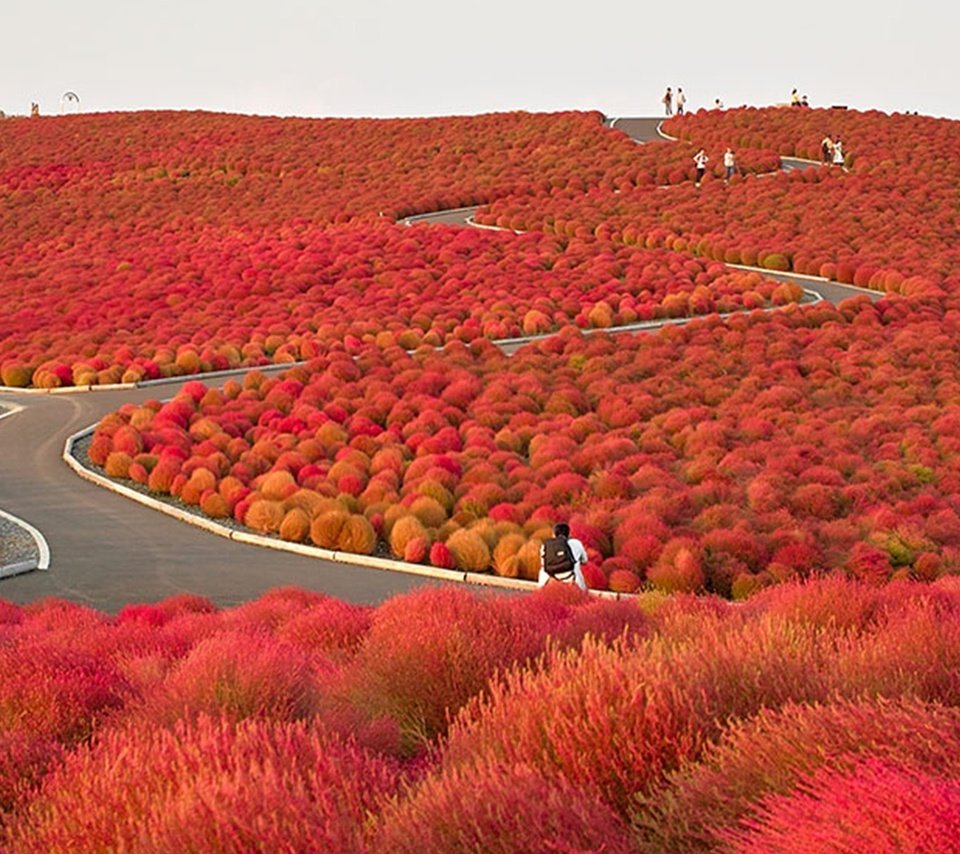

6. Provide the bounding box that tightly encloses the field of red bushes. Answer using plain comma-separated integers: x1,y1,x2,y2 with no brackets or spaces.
2,578,960,850
478,107,960,297
0,110,786,389
87,290,960,595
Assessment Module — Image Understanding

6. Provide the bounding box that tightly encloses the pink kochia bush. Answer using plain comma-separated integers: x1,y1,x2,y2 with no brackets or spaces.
722,760,960,853
4,577,960,850
4,716,400,853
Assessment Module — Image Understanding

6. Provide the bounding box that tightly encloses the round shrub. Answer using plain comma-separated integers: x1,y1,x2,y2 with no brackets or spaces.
310,509,350,549
374,762,635,854
721,760,960,853
3,716,399,853
279,508,311,543
445,529,492,573
389,514,428,558
244,499,285,535
337,515,377,555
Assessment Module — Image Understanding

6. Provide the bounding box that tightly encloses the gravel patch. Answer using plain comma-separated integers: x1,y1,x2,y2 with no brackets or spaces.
0,513,40,568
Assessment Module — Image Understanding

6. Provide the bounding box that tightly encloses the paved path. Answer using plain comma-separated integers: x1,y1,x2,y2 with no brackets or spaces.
0,116,878,612
0,386,430,611
405,117,880,308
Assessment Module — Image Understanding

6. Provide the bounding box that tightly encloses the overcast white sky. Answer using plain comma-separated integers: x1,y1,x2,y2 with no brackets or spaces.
2,0,956,120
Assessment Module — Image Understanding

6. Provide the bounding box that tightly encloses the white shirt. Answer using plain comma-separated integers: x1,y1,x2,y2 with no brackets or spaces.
538,537,588,591
694,152,709,169
677,92,686,105
724,151,735,168
833,142,844,164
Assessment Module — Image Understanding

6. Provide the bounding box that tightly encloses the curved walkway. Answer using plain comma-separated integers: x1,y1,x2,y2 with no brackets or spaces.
0,117,880,612
0,380,433,611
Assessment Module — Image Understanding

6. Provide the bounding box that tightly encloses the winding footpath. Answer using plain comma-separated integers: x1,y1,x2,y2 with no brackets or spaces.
0,118,881,612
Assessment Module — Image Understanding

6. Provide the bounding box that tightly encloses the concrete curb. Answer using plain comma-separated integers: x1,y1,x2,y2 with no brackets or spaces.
0,560,39,580
0,360,310,397
656,121,678,142
0,507,51,575
63,425,633,598
0,403,24,423
492,289,822,350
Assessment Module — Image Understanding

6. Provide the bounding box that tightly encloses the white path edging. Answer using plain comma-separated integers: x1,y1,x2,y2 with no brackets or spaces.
0,403,24,423
63,426,627,597
0,360,310,397
0,507,51,576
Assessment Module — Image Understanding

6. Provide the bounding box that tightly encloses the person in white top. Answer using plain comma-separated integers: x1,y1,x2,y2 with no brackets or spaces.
676,88,687,115
821,135,834,164
693,148,709,187
832,137,844,167
723,148,736,181
538,523,588,591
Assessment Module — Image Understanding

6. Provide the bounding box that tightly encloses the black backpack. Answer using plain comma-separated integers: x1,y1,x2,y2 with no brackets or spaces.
542,536,576,578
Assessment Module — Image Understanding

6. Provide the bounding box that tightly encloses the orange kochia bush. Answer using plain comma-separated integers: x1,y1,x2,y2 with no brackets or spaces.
92,293,960,593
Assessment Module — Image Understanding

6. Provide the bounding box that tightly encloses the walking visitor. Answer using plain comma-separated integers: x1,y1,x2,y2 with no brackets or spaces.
832,137,844,167
538,523,588,591
694,148,709,186
821,135,834,164
663,87,673,116
724,147,736,181
676,88,687,115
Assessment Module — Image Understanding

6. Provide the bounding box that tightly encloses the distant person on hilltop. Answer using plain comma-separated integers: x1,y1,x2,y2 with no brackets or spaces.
791,89,801,107
676,88,687,115
539,523,587,591
693,148,709,187
801,94,810,108
714,98,724,109
663,87,673,116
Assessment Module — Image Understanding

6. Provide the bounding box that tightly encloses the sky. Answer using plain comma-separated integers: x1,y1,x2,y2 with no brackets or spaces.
2,0,957,121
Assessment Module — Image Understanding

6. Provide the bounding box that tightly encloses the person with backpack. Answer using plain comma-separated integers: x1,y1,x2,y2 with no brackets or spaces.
539,523,588,591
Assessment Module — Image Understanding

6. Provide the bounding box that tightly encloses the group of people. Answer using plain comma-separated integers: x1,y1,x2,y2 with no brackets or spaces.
662,87,686,116
790,89,811,108
821,135,846,167
662,88,725,116
692,146,738,186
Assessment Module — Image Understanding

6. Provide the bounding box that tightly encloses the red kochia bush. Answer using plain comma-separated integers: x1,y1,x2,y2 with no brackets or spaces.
136,631,324,724
374,762,636,853
0,642,129,744
638,696,960,852
444,615,830,814
722,760,960,853
342,587,548,752
4,716,400,853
